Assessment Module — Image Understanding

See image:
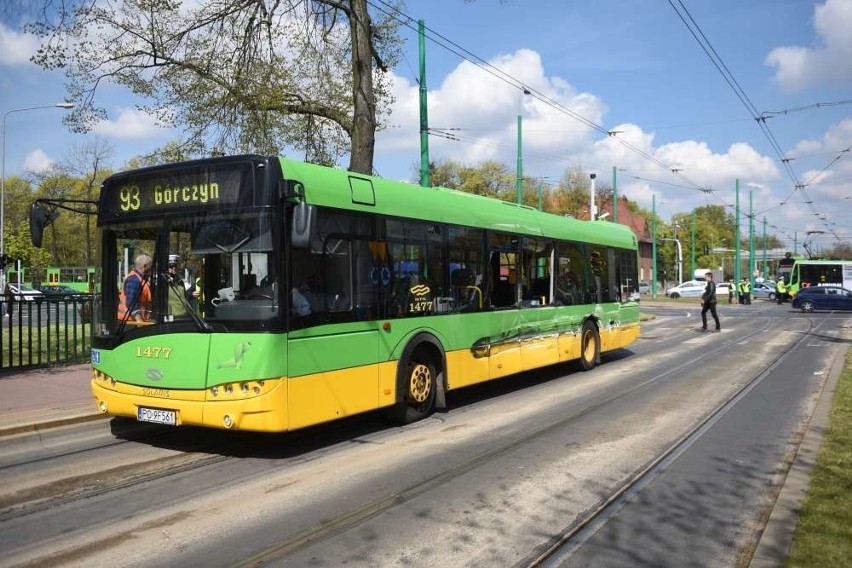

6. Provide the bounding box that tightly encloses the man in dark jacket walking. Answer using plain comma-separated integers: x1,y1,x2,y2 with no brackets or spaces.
700,272,721,332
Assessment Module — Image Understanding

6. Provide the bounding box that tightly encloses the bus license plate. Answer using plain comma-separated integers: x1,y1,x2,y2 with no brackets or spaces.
137,407,177,425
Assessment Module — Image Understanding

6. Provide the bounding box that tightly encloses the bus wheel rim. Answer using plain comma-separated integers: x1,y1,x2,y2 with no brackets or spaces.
582,330,595,361
408,363,431,403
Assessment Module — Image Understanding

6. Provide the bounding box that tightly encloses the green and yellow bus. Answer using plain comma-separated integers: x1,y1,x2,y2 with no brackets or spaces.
83,155,639,432
787,259,852,296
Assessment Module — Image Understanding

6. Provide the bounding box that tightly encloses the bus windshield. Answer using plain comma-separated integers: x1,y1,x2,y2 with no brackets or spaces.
99,210,280,337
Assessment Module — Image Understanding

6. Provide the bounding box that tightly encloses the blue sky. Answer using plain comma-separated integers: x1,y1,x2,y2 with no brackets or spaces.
1,0,850,253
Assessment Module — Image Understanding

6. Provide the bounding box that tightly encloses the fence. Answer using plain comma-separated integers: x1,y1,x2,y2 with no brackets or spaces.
0,298,93,371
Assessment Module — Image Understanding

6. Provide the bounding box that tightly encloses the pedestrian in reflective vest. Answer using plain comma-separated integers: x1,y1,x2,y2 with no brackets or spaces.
742,279,751,305
776,278,787,305
119,254,152,321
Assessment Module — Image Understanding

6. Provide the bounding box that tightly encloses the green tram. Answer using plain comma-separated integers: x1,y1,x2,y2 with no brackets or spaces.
87,155,640,432
787,259,852,296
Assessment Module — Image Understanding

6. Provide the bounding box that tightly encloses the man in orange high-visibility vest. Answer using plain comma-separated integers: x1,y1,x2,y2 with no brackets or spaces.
119,254,152,322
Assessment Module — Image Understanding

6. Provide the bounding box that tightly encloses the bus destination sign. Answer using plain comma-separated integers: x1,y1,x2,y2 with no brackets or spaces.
101,162,254,221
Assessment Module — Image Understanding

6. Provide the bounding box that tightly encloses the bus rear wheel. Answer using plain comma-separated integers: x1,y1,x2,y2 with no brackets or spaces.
391,357,437,424
578,320,600,371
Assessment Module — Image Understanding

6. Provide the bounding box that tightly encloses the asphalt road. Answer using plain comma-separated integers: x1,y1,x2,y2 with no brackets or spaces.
0,300,848,568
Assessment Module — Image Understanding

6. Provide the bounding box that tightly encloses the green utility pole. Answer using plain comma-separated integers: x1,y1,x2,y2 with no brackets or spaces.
516,89,530,205
418,20,430,188
749,190,755,293
612,166,618,223
690,212,696,278
762,217,768,280
735,179,741,286
516,114,523,204
652,195,658,298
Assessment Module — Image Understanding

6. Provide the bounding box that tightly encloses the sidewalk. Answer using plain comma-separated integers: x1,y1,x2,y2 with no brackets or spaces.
0,363,103,437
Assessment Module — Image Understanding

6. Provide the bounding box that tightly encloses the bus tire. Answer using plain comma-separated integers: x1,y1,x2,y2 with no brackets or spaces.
578,319,600,371
390,355,437,424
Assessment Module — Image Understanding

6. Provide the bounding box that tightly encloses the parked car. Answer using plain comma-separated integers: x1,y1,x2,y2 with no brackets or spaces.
5,283,45,302
36,284,90,300
638,281,651,295
791,286,852,312
715,282,731,297
751,282,776,301
665,280,705,299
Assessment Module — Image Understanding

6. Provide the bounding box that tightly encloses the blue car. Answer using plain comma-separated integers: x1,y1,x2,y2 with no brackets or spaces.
791,286,852,312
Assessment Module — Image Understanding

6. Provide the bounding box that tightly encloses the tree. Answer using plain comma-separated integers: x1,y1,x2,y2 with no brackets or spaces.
28,0,403,174
25,171,84,266
59,138,114,266
1,176,53,271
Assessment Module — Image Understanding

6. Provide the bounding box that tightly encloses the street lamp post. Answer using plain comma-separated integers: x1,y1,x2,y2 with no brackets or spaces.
1,102,73,289
661,237,683,284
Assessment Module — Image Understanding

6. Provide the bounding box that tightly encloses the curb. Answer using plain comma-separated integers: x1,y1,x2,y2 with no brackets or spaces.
0,407,107,438
749,344,848,567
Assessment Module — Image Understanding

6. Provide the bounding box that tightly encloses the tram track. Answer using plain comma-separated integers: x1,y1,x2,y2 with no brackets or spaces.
232,315,802,567
0,314,819,568
523,315,821,567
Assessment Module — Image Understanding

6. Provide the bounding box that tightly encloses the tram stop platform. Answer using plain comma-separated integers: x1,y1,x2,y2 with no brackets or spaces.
0,363,102,437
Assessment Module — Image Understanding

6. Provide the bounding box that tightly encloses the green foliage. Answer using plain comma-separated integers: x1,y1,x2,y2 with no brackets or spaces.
27,0,404,173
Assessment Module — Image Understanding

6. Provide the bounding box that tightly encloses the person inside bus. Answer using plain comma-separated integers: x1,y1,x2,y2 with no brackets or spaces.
166,255,198,315
555,268,578,306
291,287,311,314
119,254,152,322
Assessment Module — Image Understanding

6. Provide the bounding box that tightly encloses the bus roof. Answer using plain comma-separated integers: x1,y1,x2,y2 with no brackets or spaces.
281,158,637,250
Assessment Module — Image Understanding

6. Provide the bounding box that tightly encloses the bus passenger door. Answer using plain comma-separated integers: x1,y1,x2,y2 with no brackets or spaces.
287,326,379,430
287,231,380,429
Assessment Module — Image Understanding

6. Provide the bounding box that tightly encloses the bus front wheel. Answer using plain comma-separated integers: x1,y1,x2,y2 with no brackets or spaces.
578,320,600,371
391,356,437,424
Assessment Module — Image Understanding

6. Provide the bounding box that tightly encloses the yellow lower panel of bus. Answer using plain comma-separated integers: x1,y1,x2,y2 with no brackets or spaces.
521,334,560,371
601,322,640,352
489,340,522,379
92,377,290,432
287,365,380,430
445,349,489,389
558,332,582,362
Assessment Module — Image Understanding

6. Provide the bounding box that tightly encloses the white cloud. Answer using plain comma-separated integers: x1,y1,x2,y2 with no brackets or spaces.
0,22,41,66
375,47,848,244
92,107,172,139
377,49,605,170
22,149,54,172
765,0,852,91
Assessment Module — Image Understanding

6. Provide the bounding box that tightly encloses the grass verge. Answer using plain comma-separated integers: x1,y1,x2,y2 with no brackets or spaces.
784,349,852,566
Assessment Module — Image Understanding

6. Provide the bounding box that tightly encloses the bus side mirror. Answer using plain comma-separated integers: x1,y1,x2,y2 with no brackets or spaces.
291,201,316,248
30,202,59,248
